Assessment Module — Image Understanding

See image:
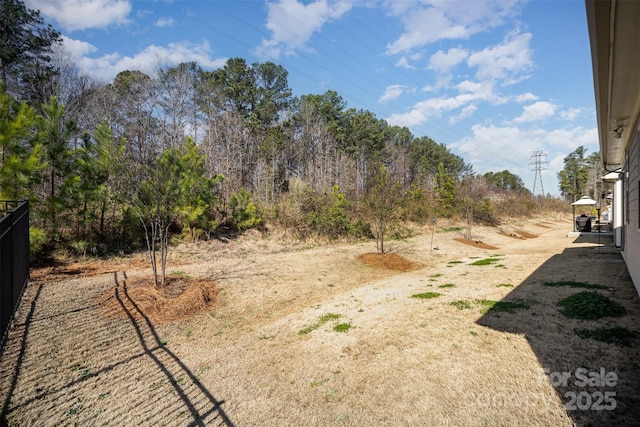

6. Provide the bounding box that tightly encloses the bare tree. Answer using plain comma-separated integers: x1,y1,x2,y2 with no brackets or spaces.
363,165,403,254
458,176,492,240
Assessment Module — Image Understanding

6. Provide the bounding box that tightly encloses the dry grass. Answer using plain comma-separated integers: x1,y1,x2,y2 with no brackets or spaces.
1,217,639,426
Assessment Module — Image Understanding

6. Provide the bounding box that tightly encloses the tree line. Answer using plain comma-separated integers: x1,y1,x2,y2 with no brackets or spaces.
1,0,573,284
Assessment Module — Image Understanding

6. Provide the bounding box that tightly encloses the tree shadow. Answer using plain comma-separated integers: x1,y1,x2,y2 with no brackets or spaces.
0,272,235,426
0,283,43,427
476,234,640,426
114,271,234,426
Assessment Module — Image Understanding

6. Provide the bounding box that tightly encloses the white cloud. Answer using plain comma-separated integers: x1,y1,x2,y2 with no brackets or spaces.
456,80,497,100
428,47,468,74
395,56,416,70
386,79,504,129
467,31,533,84
514,101,557,123
560,107,583,121
255,0,353,59
453,124,532,168
155,17,175,28
456,125,598,166
451,123,599,194
515,92,539,102
385,0,522,55
450,104,478,124
63,37,227,81
379,85,406,103
25,0,131,31
61,35,97,57
387,95,476,128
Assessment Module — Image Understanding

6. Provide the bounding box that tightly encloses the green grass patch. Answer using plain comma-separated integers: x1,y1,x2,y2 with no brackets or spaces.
448,260,463,265
450,300,472,310
543,280,608,290
429,273,443,278
438,283,456,288
557,292,626,320
496,283,514,288
299,313,342,335
299,324,320,335
411,292,442,299
574,326,636,347
170,271,190,278
476,299,529,314
470,257,502,266
333,323,352,332
319,313,341,323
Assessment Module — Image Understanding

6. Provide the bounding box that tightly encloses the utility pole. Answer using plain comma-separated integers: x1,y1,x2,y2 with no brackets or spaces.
529,150,549,196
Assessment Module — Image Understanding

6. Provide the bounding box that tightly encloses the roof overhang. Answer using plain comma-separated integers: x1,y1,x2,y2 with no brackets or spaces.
586,0,640,170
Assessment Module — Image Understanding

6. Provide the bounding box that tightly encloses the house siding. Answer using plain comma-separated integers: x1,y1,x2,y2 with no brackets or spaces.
623,128,640,295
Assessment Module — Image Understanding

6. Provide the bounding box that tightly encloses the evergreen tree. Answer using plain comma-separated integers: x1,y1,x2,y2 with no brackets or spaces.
0,0,62,101
36,96,77,238
434,162,457,216
558,146,591,202
0,84,43,200
484,170,529,194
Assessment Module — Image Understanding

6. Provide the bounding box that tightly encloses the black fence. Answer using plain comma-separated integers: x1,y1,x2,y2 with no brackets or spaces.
0,200,29,357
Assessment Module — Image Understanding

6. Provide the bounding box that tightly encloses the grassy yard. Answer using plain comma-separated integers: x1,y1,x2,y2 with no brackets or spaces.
1,219,638,426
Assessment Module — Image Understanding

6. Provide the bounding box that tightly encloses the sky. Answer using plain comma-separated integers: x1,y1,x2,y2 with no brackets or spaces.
24,0,600,196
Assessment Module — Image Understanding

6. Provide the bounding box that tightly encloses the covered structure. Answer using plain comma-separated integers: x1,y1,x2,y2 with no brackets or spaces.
586,0,640,293
571,196,597,232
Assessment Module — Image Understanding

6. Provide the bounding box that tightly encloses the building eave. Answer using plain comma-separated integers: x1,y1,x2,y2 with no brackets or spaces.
586,0,640,170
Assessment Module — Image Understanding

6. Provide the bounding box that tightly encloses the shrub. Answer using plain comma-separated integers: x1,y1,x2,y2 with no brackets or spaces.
298,186,366,240
29,227,47,254
229,189,262,231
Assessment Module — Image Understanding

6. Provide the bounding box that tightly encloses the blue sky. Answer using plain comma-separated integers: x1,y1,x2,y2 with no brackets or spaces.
25,0,599,196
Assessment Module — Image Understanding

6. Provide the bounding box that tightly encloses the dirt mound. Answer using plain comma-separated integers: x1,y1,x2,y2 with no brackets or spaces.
358,252,419,272
99,276,219,323
453,237,498,250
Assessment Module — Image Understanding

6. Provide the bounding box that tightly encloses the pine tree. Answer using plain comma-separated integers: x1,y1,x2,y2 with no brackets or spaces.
0,84,43,200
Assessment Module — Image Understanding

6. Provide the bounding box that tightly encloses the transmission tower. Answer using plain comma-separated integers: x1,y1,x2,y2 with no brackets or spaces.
529,150,549,196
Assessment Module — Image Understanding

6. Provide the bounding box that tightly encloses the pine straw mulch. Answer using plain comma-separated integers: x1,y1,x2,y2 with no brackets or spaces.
99,275,219,324
498,231,526,240
514,229,539,239
358,252,420,272
453,237,498,250
532,222,553,228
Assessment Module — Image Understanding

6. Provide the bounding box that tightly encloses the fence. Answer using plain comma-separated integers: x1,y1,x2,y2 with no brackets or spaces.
0,200,30,357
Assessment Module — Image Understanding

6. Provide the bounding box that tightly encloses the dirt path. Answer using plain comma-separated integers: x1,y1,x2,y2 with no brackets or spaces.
1,219,639,426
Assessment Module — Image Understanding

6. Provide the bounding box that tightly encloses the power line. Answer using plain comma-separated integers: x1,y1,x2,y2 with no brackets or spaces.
528,150,548,196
